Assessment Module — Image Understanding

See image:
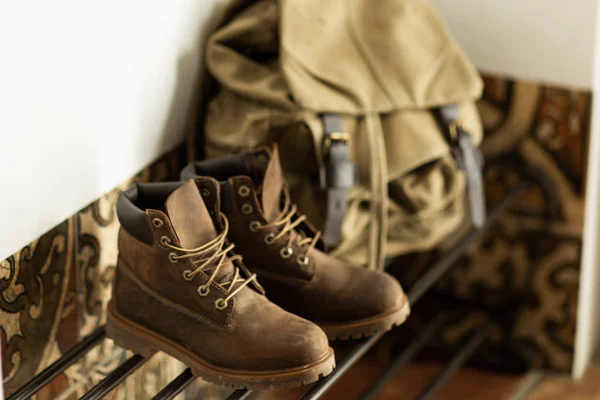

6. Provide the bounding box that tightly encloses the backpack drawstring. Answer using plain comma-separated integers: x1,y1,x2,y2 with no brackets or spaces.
365,113,388,270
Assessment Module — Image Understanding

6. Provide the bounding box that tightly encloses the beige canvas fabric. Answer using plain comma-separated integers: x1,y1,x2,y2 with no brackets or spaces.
199,0,483,269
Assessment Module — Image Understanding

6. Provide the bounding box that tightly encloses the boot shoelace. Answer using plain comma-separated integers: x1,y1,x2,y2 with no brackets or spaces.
163,214,256,310
252,188,321,265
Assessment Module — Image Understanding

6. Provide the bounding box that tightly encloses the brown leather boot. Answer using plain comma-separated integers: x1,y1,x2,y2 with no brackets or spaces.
107,179,335,389
181,148,410,340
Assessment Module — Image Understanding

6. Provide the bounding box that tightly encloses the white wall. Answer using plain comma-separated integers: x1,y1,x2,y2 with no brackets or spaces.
430,0,598,89
0,0,226,260
574,2,600,379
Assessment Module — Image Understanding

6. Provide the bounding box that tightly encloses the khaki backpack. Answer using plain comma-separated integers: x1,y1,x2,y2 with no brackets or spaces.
191,0,484,270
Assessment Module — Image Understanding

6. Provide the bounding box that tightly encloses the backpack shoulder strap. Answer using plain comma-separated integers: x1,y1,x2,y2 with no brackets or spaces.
436,105,486,227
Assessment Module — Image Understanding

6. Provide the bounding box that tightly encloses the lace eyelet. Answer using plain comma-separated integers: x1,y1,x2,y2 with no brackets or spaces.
241,203,253,215
182,270,193,281
249,221,261,232
168,252,178,263
256,152,268,164
201,188,210,197
198,285,210,296
264,233,276,245
238,185,251,197
215,298,228,310
152,218,164,228
280,247,294,259
297,255,309,265
160,236,171,246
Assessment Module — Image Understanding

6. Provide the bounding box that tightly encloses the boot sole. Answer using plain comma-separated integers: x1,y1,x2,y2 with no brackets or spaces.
318,294,410,340
106,301,336,390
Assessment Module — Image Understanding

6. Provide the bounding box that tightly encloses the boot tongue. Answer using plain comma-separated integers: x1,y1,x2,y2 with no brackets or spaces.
261,146,284,222
165,180,217,249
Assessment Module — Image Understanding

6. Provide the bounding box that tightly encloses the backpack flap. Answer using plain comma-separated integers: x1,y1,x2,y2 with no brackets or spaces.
280,0,482,113
206,0,296,111
279,0,485,262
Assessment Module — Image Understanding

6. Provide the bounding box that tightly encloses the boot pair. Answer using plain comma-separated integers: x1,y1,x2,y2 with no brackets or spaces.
107,147,410,389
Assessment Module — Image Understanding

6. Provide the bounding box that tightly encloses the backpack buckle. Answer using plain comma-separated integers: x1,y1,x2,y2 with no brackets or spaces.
322,132,350,157
448,120,463,143
319,131,354,189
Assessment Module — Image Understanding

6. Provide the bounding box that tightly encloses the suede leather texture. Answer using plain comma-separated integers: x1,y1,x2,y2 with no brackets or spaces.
113,178,329,371
221,175,406,324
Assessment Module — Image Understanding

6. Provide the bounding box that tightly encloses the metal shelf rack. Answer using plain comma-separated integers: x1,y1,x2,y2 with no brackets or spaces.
6,181,528,400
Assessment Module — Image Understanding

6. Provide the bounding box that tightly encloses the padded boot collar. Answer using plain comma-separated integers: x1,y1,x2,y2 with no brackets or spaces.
117,179,223,245
118,182,184,245
180,147,271,184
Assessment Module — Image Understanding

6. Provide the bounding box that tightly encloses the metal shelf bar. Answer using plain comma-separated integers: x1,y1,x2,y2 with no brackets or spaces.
9,182,526,400
152,368,196,400
79,354,147,400
414,322,492,400
226,389,254,400
408,181,527,304
359,313,451,400
6,327,106,400
298,181,526,400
